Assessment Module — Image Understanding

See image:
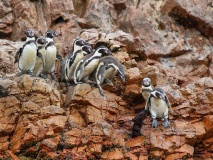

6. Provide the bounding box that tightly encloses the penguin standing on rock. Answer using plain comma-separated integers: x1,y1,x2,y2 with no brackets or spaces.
33,36,46,77
141,77,154,101
74,45,112,84
94,56,126,96
42,30,63,80
14,29,37,76
64,39,93,83
145,87,173,128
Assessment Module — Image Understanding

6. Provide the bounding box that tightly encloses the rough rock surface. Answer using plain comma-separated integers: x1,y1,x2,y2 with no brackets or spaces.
0,0,212,159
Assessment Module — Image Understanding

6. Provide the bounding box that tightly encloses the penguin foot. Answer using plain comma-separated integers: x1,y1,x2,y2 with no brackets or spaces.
17,72,23,77
39,74,48,79
99,88,105,96
163,118,170,128
27,70,33,76
50,73,56,81
152,119,158,128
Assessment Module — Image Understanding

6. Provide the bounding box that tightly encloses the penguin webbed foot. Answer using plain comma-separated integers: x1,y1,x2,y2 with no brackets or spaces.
39,73,48,79
98,87,105,96
162,118,170,128
152,119,158,128
27,70,33,76
50,73,56,81
17,72,23,77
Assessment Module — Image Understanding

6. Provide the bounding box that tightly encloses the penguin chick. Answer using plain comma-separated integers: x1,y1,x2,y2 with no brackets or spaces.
14,29,37,76
141,77,154,101
64,42,93,83
42,30,63,80
145,87,172,128
94,56,126,96
33,36,46,76
73,45,112,84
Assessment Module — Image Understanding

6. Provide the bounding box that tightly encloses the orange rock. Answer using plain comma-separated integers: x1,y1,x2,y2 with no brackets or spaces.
204,115,213,138
126,67,142,85
175,144,194,156
126,136,144,148
165,153,187,160
191,122,206,141
88,143,102,153
101,148,124,160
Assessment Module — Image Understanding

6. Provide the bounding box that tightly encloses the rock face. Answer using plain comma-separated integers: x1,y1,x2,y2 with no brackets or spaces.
0,0,212,159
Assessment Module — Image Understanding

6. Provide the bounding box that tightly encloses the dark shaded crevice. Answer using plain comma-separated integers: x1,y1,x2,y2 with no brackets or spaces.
169,7,213,38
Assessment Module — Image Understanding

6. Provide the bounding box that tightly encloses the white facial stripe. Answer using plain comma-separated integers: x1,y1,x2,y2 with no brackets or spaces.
46,37,53,43
26,37,35,41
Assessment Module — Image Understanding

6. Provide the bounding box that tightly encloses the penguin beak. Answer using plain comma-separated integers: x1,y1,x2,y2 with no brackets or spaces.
82,45,92,54
105,49,112,55
121,75,126,82
159,94,166,102
53,32,58,37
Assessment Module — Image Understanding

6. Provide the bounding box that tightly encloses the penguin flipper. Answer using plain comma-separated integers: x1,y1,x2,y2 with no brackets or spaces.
56,52,64,66
37,51,46,67
74,60,85,84
165,95,173,115
145,95,151,111
14,48,22,63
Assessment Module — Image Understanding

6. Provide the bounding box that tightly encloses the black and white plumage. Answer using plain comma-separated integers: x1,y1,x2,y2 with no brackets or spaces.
94,56,126,96
14,29,37,76
141,77,154,101
41,30,63,80
33,36,46,76
145,87,172,128
73,45,112,84
64,39,92,83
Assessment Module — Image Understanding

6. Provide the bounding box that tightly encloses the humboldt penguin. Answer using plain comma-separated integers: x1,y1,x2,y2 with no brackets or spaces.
73,45,112,84
33,36,46,76
64,40,93,83
42,30,63,80
145,87,173,128
14,29,37,76
141,77,154,101
94,56,126,96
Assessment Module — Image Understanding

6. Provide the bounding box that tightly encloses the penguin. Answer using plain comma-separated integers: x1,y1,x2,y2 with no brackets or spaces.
14,29,37,76
141,77,154,101
41,30,63,80
59,38,91,82
33,36,46,76
73,45,112,84
64,41,93,83
94,56,126,96
145,87,173,128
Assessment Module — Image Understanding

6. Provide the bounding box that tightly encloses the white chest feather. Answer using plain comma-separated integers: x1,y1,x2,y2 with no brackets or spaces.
83,59,100,78
105,68,117,80
150,98,168,118
67,52,84,80
19,43,37,71
33,48,46,76
43,45,57,73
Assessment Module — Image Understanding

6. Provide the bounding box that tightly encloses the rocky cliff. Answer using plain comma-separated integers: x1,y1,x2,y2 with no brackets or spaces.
0,0,213,159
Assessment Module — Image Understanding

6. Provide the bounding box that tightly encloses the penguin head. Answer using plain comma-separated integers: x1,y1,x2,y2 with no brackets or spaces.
117,65,126,82
74,38,87,47
46,30,58,38
36,36,47,46
119,71,126,82
96,46,112,56
25,29,35,38
142,77,151,87
151,88,166,101
82,44,93,55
